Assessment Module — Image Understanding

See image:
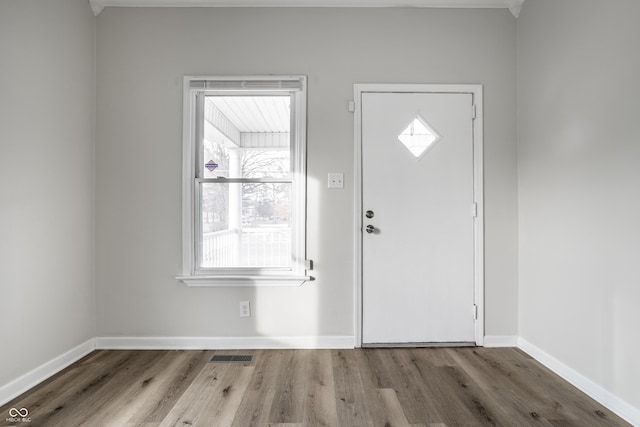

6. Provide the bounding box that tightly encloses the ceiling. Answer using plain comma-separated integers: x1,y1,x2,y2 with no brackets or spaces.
89,0,525,18
207,96,290,133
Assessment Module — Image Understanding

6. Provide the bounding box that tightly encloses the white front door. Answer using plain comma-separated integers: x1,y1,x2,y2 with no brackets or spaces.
360,89,480,345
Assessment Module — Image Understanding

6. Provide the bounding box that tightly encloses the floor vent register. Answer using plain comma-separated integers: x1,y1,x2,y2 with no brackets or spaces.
209,354,255,363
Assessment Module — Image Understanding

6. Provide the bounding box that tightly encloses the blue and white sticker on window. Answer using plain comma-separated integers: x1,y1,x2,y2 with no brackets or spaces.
205,160,219,172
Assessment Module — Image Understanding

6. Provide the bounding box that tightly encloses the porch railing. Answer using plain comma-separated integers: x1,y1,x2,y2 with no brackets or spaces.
202,227,291,268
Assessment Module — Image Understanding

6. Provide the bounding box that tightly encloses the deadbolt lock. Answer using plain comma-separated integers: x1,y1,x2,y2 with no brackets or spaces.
365,210,374,219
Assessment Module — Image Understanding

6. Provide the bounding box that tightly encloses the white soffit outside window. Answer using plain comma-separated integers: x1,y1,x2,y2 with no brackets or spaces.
89,0,525,18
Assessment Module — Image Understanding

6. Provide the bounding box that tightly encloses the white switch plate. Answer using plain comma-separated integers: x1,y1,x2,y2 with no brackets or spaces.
239,301,251,318
328,173,344,189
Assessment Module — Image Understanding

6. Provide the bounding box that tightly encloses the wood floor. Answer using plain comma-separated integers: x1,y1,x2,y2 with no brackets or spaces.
1,348,629,426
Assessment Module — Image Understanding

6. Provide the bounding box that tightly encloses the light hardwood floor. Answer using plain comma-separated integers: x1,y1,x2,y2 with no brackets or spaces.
0,348,629,426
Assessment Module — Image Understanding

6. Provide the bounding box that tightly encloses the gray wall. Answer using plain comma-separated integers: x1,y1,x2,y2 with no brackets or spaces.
95,7,518,339
518,0,640,410
0,0,96,387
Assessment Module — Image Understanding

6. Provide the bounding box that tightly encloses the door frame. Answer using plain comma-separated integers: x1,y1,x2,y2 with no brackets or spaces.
353,84,484,347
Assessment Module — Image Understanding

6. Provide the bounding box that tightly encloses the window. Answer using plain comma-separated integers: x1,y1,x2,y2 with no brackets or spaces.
397,115,441,159
178,76,310,286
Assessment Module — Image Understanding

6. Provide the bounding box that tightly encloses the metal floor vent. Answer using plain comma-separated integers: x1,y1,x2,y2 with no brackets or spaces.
209,354,255,363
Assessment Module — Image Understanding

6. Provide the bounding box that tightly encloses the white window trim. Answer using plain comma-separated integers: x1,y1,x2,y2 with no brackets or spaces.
177,75,311,287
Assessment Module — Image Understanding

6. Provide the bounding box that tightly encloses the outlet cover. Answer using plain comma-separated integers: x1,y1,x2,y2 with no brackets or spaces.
239,301,251,318
328,172,344,189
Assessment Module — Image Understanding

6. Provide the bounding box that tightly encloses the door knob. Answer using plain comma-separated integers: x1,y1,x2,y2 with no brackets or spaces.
366,225,375,234
365,210,374,219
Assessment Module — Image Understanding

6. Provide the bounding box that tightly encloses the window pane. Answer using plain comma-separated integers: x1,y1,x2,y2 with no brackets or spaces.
397,115,441,159
202,96,291,179
200,182,292,268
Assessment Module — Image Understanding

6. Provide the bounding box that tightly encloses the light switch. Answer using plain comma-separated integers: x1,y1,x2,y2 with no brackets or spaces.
328,173,344,189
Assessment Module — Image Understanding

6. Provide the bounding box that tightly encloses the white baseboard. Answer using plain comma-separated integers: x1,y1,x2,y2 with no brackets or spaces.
95,335,355,350
0,338,96,407
483,335,518,347
518,337,640,426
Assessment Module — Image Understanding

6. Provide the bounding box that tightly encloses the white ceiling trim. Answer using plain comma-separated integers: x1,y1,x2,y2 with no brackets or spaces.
89,0,525,17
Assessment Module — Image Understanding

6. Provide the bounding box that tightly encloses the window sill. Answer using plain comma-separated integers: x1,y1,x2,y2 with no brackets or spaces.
176,274,312,287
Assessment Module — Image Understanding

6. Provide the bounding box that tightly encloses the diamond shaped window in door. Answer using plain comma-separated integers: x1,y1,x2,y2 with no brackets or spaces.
397,116,441,159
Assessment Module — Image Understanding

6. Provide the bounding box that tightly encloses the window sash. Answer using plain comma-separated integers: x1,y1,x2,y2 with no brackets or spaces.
197,178,293,184
197,182,295,273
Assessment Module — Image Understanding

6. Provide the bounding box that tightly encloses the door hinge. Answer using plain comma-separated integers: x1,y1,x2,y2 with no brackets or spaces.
472,104,477,120
473,304,478,320
348,101,355,112
472,202,478,218
305,259,314,271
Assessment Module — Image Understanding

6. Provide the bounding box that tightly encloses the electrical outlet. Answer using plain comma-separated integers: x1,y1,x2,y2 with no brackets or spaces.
328,172,344,189
239,301,251,318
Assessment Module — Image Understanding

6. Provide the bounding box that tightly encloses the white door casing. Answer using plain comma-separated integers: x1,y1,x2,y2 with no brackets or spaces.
353,84,484,347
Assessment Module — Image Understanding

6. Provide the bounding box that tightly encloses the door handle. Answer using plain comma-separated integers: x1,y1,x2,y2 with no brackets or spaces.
366,225,375,234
